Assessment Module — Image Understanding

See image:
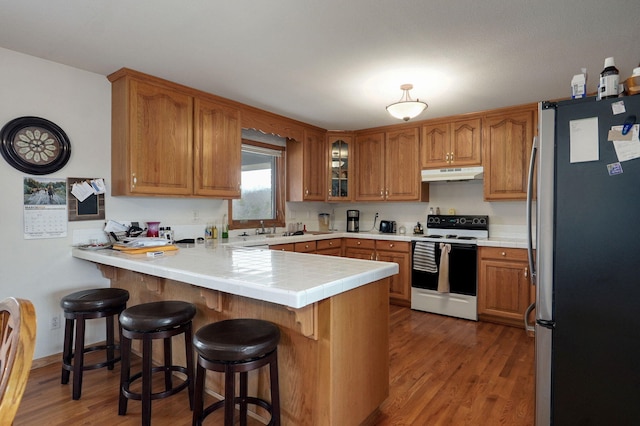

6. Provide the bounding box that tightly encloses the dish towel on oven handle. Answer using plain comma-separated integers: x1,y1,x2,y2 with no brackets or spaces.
413,241,437,273
437,243,451,293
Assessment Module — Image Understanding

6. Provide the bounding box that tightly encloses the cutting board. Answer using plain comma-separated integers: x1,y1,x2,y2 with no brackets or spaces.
112,244,179,255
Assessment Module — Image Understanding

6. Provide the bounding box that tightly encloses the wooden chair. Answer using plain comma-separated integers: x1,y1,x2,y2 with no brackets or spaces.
0,297,37,425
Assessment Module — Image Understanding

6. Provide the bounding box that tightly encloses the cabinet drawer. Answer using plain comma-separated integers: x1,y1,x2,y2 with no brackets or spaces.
375,240,410,253
479,247,528,261
295,241,317,253
270,243,294,252
344,238,376,250
316,238,342,251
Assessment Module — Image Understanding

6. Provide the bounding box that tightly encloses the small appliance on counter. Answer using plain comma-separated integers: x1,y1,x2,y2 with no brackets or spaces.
379,220,396,233
346,210,359,232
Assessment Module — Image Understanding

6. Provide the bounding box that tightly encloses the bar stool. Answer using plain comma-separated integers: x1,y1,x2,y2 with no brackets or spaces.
118,300,196,426
192,318,281,426
60,287,129,400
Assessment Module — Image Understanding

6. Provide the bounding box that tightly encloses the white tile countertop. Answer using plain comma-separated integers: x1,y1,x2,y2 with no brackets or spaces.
71,242,398,309
228,231,529,249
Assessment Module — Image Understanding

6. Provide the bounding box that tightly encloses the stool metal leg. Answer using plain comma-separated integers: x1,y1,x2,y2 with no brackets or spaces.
184,322,195,409
106,314,115,370
239,371,248,426
192,362,205,426
61,317,74,385
224,364,235,426
163,337,173,391
269,350,281,426
118,335,131,415
72,316,86,400
142,335,153,426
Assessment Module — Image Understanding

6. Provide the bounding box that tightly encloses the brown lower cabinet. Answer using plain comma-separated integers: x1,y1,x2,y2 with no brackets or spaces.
270,237,410,306
343,238,411,307
477,246,535,327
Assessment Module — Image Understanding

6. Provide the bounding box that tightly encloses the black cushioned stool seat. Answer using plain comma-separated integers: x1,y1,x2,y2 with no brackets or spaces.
119,301,196,426
60,287,129,400
192,318,281,426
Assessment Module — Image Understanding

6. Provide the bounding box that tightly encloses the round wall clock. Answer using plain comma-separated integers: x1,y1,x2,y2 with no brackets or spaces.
0,116,71,175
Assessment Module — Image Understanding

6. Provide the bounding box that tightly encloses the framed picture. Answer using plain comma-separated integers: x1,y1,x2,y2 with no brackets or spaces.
0,116,71,175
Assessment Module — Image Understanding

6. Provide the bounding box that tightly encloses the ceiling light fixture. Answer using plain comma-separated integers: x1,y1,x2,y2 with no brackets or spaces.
386,84,428,121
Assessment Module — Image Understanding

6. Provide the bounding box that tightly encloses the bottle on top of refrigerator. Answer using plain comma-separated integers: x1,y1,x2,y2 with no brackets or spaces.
598,57,619,100
571,68,587,99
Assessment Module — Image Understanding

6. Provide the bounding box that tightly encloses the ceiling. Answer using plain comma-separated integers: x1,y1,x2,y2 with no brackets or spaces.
1,0,639,131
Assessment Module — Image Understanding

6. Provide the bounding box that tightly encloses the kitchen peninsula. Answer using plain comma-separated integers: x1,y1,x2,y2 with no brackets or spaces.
72,242,398,426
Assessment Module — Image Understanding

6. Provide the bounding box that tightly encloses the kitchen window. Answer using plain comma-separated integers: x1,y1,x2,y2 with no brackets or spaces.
229,140,285,230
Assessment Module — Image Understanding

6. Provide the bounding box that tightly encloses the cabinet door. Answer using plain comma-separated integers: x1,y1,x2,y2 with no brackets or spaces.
303,129,326,201
193,98,241,198
420,122,449,168
450,118,482,166
287,129,326,201
127,79,193,195
375,241,411,307
483,107,536,201
478,248,532,327
385,128,420,201
354,132,385,201
327,134,353,201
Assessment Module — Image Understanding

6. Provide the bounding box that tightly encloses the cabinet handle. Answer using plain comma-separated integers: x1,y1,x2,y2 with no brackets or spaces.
385,189,389,197
304,188,309,196
450,152,454,163
501,251,506,256
357,241,361,245
305,244,310,249
389,243,394,248
380,189,384,198
445,153,449,162
329,241,333,246
373,253,377,261
131,173,137,189
524,267,529,278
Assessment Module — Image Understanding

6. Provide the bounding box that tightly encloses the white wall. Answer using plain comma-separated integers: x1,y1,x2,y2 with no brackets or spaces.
0,47,527,360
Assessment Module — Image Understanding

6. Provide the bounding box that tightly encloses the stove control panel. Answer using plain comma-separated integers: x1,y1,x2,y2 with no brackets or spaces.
426,215,489,230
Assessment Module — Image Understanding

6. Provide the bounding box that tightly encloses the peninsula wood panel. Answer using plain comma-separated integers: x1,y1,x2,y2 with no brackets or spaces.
104,267,389,426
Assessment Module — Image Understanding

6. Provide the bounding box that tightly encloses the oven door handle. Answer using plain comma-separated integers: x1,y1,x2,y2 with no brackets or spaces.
524,302,536,336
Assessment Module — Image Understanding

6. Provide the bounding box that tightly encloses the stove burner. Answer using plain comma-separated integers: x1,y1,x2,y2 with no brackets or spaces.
457,236,477,240
446,234,458,239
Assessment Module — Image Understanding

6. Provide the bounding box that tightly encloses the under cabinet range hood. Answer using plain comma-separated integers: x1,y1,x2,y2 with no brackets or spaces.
421,166,484,182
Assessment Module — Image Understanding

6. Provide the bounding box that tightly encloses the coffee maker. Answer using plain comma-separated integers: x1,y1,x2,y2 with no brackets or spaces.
346,210,359,232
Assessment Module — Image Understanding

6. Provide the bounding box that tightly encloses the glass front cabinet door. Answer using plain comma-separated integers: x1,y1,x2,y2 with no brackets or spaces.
327,133,353,201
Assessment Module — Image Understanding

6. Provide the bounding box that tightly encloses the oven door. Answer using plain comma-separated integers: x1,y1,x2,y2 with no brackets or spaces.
411,242,478,296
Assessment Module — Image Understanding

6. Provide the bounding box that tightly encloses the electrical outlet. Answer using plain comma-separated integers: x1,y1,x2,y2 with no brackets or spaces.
192,210,200,222
51,314,61,330
375,212,379,219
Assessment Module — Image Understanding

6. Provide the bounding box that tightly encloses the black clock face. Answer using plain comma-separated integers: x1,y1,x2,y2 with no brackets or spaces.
1,116,71,175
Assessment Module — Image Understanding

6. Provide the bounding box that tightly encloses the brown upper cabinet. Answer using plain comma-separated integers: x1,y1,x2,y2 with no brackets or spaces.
482,105,537,201
327,133,353,202
287,128,327,201
108,68,241,198
354,128,424,201
420,118,482,168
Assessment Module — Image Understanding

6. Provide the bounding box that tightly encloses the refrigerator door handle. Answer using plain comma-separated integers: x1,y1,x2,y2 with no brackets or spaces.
524,302,536,336
526,136,538,286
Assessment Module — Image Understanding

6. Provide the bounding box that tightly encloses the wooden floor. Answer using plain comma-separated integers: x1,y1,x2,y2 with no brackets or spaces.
15,306,534,425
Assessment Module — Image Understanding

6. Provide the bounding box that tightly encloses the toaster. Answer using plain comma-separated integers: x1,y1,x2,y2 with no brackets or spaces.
379,220,397,233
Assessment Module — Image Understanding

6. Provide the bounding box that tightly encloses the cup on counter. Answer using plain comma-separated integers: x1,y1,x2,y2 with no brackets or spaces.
146,221,160,237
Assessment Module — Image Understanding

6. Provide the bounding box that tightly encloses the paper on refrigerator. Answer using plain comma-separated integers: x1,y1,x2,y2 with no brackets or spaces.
609,124,640,162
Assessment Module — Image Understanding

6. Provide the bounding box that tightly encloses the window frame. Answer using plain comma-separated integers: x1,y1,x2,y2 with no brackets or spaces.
229,139,286,230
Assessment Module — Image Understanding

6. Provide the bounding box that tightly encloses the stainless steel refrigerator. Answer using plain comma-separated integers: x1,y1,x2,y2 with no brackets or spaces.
527,95,640,425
